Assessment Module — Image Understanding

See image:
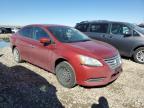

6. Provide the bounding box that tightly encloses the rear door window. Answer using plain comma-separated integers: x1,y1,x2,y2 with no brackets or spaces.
90,23,108,33
33,27,49,40
76,24,89,32
19,26,33,38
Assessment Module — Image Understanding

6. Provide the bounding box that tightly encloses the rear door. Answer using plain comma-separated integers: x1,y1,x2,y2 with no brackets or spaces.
85,23,109,42
17,26,34,61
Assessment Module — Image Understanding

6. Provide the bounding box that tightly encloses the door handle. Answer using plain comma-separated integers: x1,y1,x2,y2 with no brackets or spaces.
102,35,105,38
28,45,35,48
109,36,113,38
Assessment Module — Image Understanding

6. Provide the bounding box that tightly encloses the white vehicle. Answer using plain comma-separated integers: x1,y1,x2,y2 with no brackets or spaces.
11,28,19,33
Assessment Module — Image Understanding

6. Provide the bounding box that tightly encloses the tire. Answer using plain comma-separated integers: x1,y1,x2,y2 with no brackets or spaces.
133,47,144,64
13,48,22,63
55,61,76,88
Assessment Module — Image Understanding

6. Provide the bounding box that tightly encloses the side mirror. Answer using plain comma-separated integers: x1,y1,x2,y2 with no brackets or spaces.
123,32,132,37
39,38,51,45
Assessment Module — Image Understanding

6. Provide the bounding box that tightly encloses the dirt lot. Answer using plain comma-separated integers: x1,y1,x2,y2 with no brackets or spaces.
0,47,144,108
0,34,11,39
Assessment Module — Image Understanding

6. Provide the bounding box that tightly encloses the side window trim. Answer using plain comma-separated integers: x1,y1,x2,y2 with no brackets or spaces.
107,23,111,34
110,23,117,35
87,23,91,32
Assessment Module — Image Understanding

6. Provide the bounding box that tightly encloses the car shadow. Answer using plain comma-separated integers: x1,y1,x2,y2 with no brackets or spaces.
121,56,137,63
0,54,4,57
91,96,109,108
121,56,131,60
0,62,64,108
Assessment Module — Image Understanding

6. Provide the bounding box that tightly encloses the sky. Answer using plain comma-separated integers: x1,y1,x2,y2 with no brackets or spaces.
0,0,144,26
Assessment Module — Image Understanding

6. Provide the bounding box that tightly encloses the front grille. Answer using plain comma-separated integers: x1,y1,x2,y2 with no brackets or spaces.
104,54,122,70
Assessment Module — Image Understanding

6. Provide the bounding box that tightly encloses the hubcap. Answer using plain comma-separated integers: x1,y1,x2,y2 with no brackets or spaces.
13,49,19,62
59,67,71,83
136,50,144,63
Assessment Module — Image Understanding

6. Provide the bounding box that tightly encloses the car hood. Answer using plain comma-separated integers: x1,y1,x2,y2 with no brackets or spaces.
65,40,118,59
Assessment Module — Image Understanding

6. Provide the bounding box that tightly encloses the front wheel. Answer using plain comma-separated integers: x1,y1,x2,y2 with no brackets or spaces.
55,61,76,88
133,47,144,64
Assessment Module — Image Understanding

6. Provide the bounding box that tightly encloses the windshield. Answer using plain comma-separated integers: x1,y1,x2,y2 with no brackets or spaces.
129,23,144,34
48,26,90,43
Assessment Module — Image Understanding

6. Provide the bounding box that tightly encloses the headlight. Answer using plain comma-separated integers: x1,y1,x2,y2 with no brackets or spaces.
79,55,103,66
118,54,122,64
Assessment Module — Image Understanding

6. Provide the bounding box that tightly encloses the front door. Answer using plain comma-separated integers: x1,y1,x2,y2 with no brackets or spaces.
104,23,134,56
29,27,55,71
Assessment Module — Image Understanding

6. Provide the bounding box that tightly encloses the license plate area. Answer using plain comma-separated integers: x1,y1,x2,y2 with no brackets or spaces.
112,67,122,77
114,67,122,74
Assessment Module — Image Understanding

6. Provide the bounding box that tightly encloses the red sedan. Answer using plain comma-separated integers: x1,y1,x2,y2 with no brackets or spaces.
10,24,122,88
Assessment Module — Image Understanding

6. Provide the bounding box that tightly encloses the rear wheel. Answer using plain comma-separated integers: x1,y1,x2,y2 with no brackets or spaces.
13,48,22,63
55,61,76,88
133,47,144,64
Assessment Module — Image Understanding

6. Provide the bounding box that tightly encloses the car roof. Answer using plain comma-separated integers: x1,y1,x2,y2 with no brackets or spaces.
25,24,70,28
77,20,130,25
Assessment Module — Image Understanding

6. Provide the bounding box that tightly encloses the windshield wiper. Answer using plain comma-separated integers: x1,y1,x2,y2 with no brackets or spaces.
78,39,91,42
64,39,91,43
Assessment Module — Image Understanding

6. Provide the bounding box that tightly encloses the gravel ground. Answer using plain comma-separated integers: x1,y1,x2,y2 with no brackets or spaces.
0,34,11,39
0,47,144,108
